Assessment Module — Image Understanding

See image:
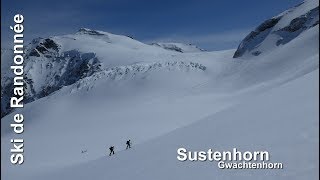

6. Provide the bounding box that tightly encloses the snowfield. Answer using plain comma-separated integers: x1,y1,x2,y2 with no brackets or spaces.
29,68,319,180
1,0,319,179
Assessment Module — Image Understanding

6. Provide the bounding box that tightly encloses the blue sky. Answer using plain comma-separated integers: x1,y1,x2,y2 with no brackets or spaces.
1,0,302,50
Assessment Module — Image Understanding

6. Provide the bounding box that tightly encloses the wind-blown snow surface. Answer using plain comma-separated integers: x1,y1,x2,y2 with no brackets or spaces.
27,68,320,180
1,1,319,179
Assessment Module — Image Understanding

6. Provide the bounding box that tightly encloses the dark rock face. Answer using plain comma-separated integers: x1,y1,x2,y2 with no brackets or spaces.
1,38,102,118
28,38,60,57
57,50,102,87
42,38,59,51
151,43,205,53
1,83,13,117
151,43,184,53
35,51,102,99
29,49,41,57
77,28,104,36
256,17,282,32
126,35,134,39
163,45,183,53
233,16,282,58
275,7,319,45
233,5,319,58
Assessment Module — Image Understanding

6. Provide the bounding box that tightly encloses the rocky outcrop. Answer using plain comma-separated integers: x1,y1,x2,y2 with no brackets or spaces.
1,38,103,117
275,6,319,45
233,3,319,58
77,28,105,36
151,43,206,53
233,16,282,58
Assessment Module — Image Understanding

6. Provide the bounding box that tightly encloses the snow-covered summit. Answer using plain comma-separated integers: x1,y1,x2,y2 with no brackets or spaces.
233,0,319,58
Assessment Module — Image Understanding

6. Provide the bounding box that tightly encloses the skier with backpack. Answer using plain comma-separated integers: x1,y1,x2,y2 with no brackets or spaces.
126,140,131,149
109,146,115,156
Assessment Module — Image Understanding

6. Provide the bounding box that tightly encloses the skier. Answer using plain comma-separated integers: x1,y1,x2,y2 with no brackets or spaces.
109,146,115,156
126,140,131,149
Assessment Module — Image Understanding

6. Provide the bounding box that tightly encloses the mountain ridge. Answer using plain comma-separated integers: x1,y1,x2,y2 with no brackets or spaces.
233,0,319,58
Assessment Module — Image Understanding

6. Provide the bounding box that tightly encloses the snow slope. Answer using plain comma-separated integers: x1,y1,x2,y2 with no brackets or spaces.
1,0,319,179
29,67,320,180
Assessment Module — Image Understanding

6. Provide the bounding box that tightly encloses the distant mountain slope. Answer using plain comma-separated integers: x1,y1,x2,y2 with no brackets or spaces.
1,28,206,117
233,0,319,58
151,42,206,53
